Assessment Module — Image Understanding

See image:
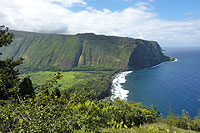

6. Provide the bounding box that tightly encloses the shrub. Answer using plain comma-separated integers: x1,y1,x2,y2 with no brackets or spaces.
0,72,159,132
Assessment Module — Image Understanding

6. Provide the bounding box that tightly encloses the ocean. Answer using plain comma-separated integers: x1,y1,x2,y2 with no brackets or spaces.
111,47,200,118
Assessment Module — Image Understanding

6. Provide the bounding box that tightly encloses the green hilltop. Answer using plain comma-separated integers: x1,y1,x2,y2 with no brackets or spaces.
0,30,173,72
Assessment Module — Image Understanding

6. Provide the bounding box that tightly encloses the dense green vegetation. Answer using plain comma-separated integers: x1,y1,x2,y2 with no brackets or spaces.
20,71,114,99
0,30,172,72
21,71,108,90
0,25,34,100
0,72,158,132
0,26,199,132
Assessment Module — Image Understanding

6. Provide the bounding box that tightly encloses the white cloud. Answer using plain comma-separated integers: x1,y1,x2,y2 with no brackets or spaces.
134,0,155,10
184,12,196,20
0,0,200,47
45,0,87,7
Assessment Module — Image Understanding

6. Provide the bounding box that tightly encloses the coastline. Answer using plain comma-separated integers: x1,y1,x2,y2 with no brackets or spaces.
102,70,133,102
104,58,178,102
110,71,133,101
102,71,121,102
101,70,121,102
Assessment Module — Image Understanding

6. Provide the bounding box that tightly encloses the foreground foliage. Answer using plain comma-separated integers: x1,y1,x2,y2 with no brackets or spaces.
103,123,199,133
166,111,200,132
0,72,160,132
0,25,34,100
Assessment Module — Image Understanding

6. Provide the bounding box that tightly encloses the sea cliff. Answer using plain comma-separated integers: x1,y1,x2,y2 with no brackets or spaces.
0,31,173,72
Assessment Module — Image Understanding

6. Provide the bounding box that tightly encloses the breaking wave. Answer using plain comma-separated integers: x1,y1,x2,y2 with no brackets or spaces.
173,58,178,62
111,71,133,101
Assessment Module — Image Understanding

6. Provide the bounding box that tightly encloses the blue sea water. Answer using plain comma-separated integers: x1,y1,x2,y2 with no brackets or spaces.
124,47,200,118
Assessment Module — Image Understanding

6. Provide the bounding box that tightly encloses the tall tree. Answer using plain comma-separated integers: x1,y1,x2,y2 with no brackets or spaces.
0,25,34,100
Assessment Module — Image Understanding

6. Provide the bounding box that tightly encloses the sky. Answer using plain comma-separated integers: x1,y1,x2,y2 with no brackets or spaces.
0,0,200,47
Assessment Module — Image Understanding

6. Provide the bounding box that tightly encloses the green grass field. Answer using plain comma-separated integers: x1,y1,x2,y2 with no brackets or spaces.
20,71,112,91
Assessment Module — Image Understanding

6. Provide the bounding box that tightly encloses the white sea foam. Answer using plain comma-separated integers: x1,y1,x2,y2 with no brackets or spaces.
173,58,178,62
111,71,133,101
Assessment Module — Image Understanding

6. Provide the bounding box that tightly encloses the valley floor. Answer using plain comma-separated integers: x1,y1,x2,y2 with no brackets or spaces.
20,70,115,99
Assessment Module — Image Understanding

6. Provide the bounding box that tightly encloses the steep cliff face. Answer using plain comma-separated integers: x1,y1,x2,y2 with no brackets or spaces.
0,31,172,72
127,40,171,70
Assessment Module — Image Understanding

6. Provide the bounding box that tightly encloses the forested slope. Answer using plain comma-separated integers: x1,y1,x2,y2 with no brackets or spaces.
0,30,172,72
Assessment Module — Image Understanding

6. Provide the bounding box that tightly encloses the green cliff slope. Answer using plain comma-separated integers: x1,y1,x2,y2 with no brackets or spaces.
0,30,172,72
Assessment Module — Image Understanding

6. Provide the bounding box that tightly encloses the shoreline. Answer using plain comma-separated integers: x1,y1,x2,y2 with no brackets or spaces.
102,70,132,102
110,71,133,101
103,58,178,102
102,70,122,102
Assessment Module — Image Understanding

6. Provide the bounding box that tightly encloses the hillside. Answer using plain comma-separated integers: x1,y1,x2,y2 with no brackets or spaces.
0,30,172,72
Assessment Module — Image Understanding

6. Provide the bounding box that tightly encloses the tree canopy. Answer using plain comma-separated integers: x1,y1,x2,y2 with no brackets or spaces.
0,25,14,48
0,25,34,100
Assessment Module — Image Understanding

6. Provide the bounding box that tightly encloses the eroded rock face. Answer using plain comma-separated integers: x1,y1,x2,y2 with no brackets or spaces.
127,41,171,70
